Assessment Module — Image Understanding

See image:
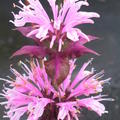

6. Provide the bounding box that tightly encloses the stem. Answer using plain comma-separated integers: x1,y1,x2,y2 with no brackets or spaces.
50,104,54,120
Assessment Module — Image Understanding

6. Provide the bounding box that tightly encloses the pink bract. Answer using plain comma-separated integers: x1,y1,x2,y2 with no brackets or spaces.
0,59,113,120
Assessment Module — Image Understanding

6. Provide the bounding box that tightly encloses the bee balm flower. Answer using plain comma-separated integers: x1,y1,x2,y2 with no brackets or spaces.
0,59,112,120
11,0,100,51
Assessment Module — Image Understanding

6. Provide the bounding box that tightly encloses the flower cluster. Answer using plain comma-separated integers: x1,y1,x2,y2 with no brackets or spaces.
11,0,99,59
0,59,112,120
0,0,113,120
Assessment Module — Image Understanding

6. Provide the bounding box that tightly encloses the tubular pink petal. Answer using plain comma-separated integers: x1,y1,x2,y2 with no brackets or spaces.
78,97,108,116
50,36,56,48
33,98,53,119
62,60,76,91
58,39,63,52
70,59,92,89
47,0,58,20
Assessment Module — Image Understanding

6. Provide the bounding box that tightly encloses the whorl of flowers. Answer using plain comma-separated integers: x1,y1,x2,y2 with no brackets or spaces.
0,59,113,120
11,0,100,51
10,0,99,59
0,0,113,120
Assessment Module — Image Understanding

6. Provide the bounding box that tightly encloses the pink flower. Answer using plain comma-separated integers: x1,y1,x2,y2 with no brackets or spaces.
0,59,112,120
11,0,100,51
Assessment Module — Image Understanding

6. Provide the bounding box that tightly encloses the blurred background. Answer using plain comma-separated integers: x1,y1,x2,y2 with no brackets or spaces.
0,0,120,120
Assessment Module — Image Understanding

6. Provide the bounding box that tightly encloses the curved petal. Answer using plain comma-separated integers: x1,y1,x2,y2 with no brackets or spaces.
78,97,108,116
32,98,53,119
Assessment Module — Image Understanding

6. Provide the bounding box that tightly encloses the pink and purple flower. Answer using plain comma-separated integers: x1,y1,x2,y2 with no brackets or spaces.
11,0,100,55
0,59,113,120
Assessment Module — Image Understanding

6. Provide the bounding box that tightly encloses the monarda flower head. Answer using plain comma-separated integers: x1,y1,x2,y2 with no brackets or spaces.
10,0,99,57
0,59,113,120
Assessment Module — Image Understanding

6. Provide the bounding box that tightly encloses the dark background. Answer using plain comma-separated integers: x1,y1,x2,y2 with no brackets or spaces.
0,0,120,120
